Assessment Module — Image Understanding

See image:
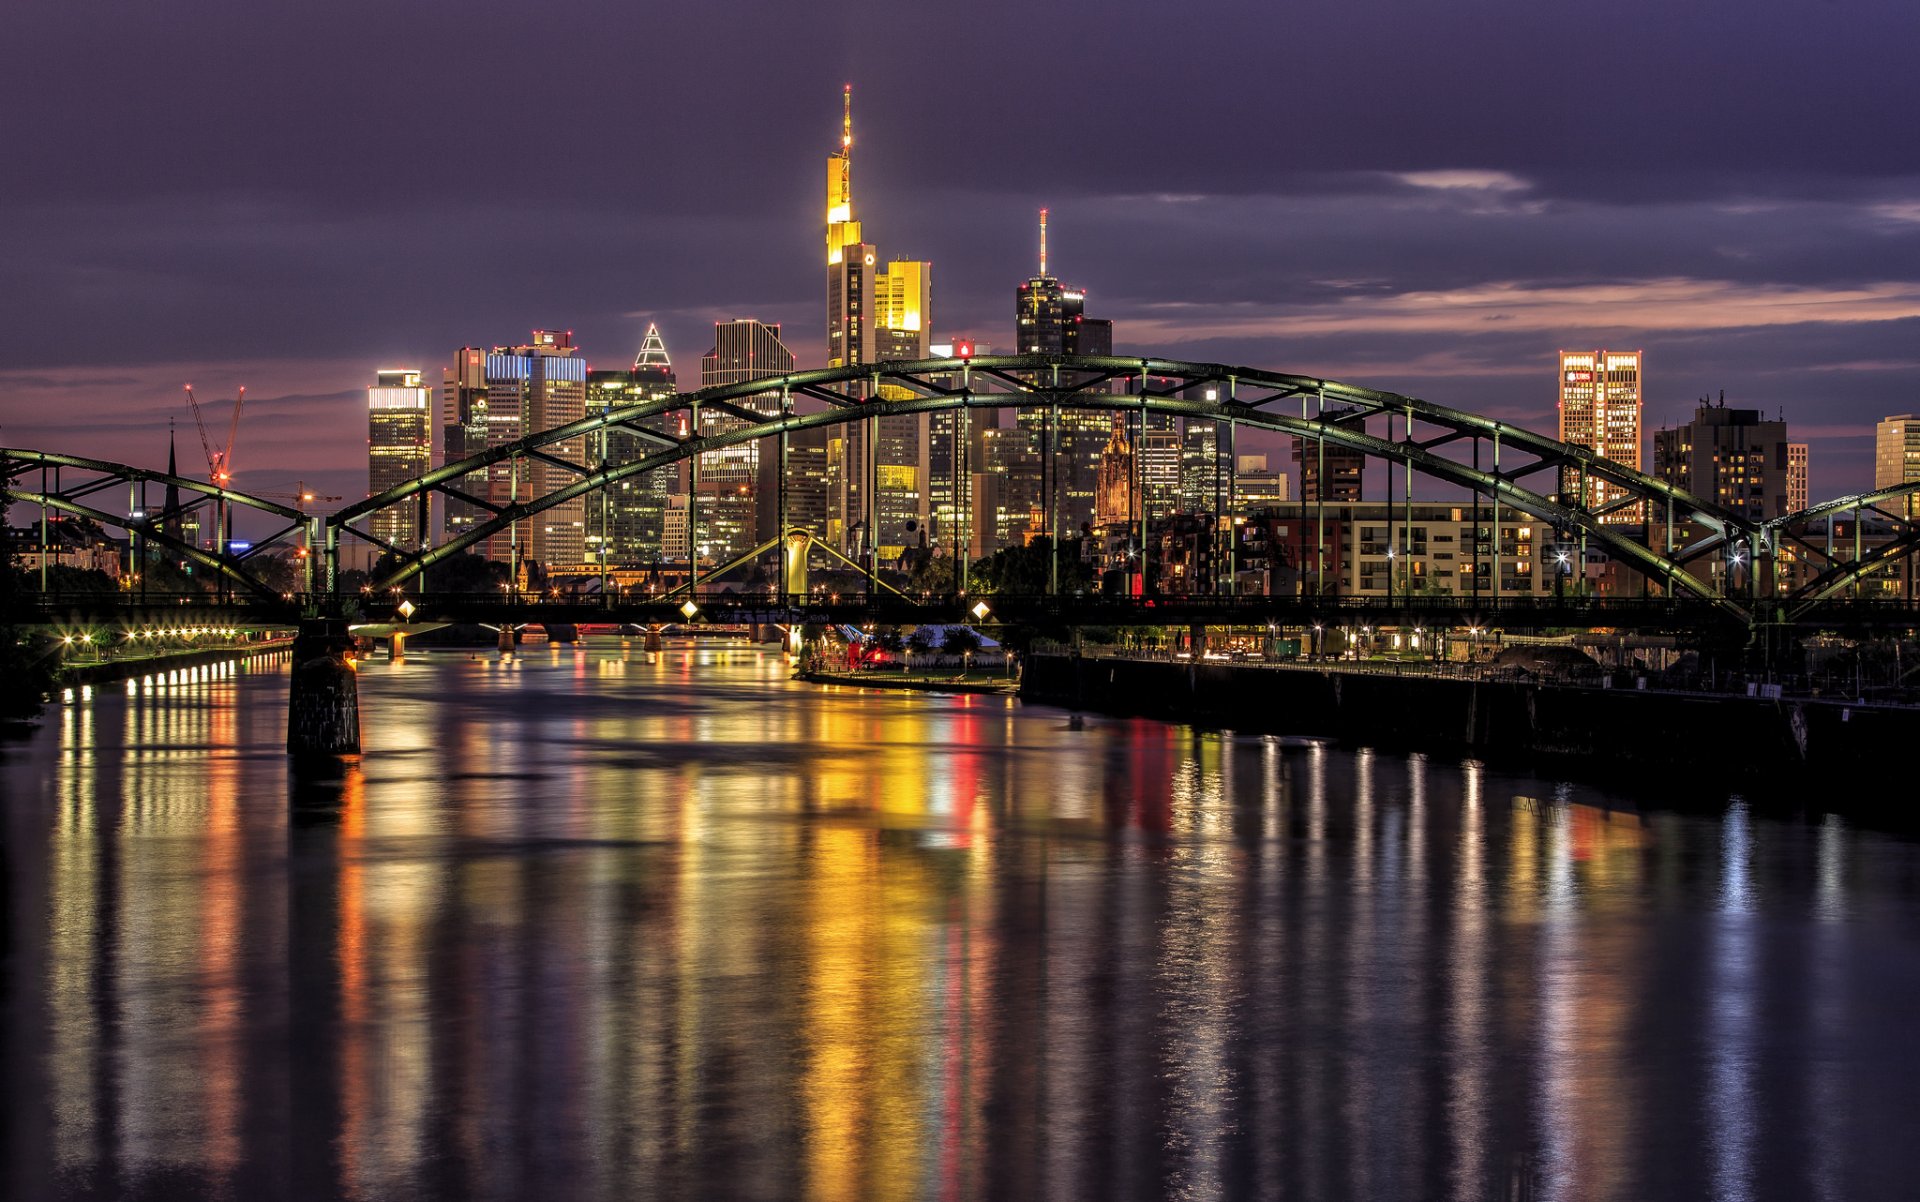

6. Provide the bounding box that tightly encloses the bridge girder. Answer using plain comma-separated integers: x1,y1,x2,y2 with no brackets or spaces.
3,448,312,601
337,357,1756,618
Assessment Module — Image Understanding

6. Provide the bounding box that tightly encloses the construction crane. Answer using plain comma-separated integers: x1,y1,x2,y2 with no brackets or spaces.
183,383,244,487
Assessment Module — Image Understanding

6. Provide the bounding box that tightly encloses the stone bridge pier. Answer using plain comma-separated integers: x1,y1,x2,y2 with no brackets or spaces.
288,618,360,758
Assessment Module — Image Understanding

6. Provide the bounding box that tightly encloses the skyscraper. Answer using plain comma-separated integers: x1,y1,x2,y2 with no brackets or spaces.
480,331,588,572
584,323,678,568
820,86,934,556
699,320,795,564
1014,210,1114,535
366,369,432,552
1558,349,1643,519
1787,442,1809,514
1876,416,1920,597
1874,415,1920,493
441,347,490,543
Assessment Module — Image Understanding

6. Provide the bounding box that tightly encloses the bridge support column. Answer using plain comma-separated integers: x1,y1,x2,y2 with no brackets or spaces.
388,631,405,662
644,626,663,652
1190,623,1207,661
497,625,516,654
288,619,360,759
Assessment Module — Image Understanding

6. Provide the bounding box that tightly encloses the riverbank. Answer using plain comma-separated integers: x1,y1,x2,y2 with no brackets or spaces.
57,641,295,688
797,668,1017,696
1020,651,1913,799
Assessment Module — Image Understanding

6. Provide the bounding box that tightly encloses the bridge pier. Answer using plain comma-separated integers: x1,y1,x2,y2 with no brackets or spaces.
288,619,360,758
497,626,516,654
643,625,663,652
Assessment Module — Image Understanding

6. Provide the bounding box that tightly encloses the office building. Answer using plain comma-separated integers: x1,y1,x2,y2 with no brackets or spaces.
584,323,679,568
479,331,588,571
1235,453,1290,509
1876,415,1920,597
441,347,490,543
1558,350,1643,519
1652,397,1793,521
1875,415,1920,493
822,87,934,556
367,369,432,552
1788,443,1809,514
1012,210,1114,534
695,319,794,564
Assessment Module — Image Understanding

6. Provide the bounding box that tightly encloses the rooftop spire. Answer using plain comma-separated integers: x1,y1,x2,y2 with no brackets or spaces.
1039,207,1049,277
842,82,853,151
633,322,671,372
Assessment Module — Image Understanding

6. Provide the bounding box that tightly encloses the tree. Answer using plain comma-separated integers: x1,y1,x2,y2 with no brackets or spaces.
907,625,938,653
939,626,982,656
967,537,1094,596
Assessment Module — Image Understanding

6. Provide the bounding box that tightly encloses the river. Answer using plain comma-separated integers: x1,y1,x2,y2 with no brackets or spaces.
3,643,1916,1200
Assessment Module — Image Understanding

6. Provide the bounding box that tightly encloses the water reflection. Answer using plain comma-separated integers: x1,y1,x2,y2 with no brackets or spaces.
3,645,1917,1200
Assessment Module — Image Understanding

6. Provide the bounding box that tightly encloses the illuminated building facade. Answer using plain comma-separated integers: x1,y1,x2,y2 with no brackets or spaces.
1875,415,1920,493
366,369,432,552
821,87,933,555
1010,211,1113,534
699,320,795,563
1652,398,1793,521
1558,349,1642,519
1876,414,1920,596
480,331,588,571
1788,443,1809,514
1095,414,1134,530
1234,454,1290,509
441,347,490,543
584,324,678,568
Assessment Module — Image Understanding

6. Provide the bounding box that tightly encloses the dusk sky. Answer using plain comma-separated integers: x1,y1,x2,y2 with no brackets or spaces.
5,0,1919,509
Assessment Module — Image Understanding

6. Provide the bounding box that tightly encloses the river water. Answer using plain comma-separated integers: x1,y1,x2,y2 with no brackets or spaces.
2,643,1917,1201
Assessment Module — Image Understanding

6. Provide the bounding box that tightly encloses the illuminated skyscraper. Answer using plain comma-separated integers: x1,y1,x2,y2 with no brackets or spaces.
820,86,934,554
1875,415,1920,493
1558,349,1642,519
1014,210,1113,533
1787,442,1809,514
584,323,678,568
479,331,588,571
699,319,794,563
1876,416,1920,596
441,347,489,542
367,369,432,552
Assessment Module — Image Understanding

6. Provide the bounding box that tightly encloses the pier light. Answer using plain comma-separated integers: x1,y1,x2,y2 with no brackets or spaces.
970,601,991,621
680,600,699,620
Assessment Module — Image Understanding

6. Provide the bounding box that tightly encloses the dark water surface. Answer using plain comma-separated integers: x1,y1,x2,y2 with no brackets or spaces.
4,644,1918,1201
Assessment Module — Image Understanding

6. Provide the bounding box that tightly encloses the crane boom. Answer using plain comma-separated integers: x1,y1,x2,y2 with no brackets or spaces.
184,385,219,481
182,383,245,485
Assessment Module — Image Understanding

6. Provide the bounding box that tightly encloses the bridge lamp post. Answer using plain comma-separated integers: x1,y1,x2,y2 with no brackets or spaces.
1554,549,1571,601
1386,548,1396,608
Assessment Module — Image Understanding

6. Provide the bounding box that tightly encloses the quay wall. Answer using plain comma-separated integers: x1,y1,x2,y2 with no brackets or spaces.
1020,654,1907,787
59,642,293,689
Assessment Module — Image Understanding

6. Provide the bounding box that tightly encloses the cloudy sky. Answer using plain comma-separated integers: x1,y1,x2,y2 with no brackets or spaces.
4,0,1919,510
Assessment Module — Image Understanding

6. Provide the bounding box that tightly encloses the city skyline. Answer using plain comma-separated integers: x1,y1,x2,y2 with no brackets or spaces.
4,2,1919,510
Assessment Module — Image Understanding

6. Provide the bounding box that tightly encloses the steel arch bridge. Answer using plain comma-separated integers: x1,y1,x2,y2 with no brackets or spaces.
9,355,1920,629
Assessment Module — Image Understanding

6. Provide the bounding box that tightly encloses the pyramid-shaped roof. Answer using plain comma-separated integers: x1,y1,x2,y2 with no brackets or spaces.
632,323,671,372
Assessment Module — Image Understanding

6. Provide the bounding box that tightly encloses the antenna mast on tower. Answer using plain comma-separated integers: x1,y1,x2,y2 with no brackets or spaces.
1039,208,1049,277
